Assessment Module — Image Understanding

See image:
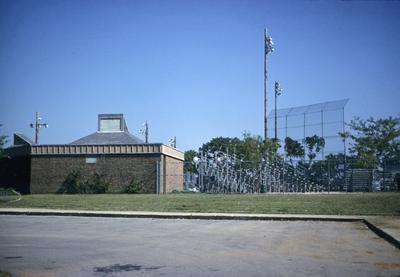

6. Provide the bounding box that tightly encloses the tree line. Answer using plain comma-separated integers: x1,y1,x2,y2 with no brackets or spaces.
185,116,400,170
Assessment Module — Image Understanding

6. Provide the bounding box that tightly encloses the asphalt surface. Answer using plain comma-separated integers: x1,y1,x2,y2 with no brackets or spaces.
1,215,399,277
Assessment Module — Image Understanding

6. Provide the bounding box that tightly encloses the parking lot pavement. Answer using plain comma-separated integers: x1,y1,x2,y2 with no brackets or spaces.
1,215,399,277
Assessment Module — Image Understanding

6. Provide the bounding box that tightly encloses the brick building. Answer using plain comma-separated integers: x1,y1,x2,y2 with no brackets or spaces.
0,114,184,194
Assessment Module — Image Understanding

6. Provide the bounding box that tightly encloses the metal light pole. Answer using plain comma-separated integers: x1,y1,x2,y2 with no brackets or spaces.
30,112,48,144
264,28,274,141
139,120,149,143
274,81,282,141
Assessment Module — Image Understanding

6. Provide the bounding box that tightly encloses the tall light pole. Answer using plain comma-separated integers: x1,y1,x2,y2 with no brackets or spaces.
264,28,274,141
30,112,48,144
139,120,149,143
274,81,282,141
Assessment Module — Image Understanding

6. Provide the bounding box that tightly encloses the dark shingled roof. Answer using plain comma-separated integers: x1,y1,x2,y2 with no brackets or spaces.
69,114,145,145
70,131,144,145
14,133,35,146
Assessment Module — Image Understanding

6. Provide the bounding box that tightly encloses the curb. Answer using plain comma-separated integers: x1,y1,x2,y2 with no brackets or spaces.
0,210,362,222
1,209,399,250
362,219,400,250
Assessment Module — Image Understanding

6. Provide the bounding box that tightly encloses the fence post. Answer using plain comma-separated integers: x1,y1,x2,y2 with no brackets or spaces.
328,160,330,193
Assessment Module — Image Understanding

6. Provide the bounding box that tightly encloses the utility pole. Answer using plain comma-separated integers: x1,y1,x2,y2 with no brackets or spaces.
139,120,149,143
30,112,48,144
169,136,176,148
264,28,274,141
144,120,148,143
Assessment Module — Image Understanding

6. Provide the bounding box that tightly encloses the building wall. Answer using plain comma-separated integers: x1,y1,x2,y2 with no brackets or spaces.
164,155,184,193
0,156,31,194
30,154,161,193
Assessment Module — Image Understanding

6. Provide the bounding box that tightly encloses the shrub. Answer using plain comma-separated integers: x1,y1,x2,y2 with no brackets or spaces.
58,170,84,194
124,177,143,193
87,173,110,193
58,170,110,194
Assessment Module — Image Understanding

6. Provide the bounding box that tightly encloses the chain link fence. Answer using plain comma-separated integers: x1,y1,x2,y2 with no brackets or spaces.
179,157,400,193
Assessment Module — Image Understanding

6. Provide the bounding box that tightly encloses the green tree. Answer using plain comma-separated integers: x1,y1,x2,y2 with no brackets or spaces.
303,135,325,163
261,138,281,161
199,136,241,154
0,125,8,158
284,137,304,163
198,133,281,164
184,149,198,173
236,132,264,162
231,133,280,162
345,116,400,168
184,150,197,163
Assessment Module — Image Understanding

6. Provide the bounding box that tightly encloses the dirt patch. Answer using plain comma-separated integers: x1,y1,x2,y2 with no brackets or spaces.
94,264,164,274
19,273,57,277
374,262,400,270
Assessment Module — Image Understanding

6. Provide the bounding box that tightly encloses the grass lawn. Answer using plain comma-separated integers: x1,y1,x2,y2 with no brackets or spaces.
1,193,399,215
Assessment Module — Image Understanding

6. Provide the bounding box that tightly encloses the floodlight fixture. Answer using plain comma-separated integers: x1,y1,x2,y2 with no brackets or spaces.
274,81,283,140
265,31,274,54
265,29,274,54
275,81,282,96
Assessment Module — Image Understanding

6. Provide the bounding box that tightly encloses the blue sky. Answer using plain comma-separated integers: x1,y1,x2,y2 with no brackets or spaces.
1,0,399,151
